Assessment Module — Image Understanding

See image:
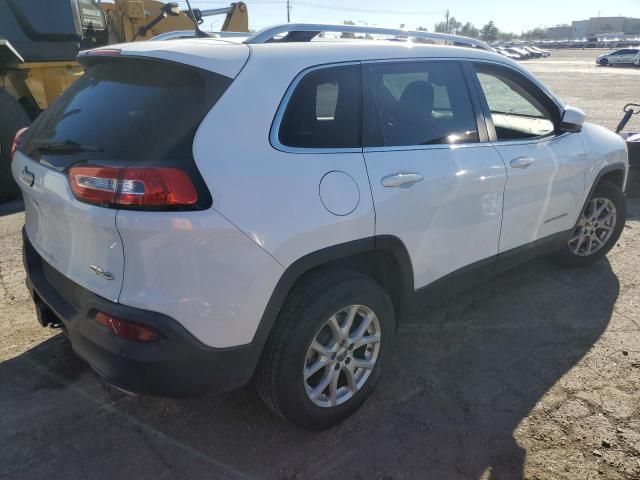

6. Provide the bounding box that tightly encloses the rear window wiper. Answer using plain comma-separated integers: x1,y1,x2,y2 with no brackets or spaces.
31,139,103,153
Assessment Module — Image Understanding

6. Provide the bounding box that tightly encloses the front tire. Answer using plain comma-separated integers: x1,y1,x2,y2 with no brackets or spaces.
554,181,625,267
599,58,609,66
256,269,395,430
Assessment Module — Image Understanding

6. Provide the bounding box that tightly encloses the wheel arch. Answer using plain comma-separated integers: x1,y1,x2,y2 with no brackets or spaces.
265,235,414,321
596,165,626,191
574,162,627,225
586,163,627,202
245,236,414,377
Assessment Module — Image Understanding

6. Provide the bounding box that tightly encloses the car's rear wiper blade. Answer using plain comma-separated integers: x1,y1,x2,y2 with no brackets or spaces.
32,139,103,153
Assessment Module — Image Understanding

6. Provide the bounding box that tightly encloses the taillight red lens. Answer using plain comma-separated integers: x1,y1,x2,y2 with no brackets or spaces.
95,312,158,342
68,166,198,208
11,127,28,158
117,168,197,206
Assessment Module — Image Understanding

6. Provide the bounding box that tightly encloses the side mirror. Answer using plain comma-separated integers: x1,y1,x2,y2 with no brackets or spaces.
560,106,586,132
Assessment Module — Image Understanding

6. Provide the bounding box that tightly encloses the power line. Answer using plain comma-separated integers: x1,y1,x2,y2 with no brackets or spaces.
294,1,446,16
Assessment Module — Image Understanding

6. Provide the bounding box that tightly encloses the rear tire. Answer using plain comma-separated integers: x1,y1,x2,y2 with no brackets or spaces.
553,181,625,267
0,89,30,203
255,269,395,430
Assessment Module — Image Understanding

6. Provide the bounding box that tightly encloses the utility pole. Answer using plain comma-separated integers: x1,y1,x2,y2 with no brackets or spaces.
445,10,450,33
287,0,291,23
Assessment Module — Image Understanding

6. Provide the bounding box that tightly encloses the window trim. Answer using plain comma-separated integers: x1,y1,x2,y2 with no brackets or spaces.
469,60,566,145
269,61,364,154
361,58,487,151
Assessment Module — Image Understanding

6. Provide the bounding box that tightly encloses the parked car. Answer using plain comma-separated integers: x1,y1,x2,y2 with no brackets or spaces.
596,48,640,66
509,47,532,60
522,46,542,58
496,47,522,60
634,50,640,66
12,24,628,430
505,46,530,59
528,46,551,57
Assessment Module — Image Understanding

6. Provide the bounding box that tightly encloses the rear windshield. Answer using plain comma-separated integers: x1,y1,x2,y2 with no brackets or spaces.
24,58,231,169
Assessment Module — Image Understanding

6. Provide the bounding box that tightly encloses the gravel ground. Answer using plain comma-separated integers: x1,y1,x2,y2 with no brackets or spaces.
1,49,640,480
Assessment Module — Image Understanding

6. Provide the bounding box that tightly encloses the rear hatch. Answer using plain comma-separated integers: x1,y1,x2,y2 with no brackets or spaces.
13,45,245,302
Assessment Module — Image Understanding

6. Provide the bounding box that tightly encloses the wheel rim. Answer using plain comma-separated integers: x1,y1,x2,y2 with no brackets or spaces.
303,305,381,408
568,197,617,257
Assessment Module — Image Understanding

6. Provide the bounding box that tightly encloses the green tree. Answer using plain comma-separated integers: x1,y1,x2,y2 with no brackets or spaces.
497,31,516,42
459,22,479,38
480,21,499,42
435,16,462,34
522,27,547,40
341,19,356,39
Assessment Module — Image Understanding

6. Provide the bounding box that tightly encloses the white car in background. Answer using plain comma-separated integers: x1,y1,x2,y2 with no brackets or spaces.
496,47,521,60
528,46,551,57
634,50,640,66
11,24,629,430
597,48,640,66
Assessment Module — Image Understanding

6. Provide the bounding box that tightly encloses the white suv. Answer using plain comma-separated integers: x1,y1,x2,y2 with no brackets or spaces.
11,24,628,430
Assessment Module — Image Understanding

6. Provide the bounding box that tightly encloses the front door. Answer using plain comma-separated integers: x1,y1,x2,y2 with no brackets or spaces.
362,60,508,289
471,62,588,253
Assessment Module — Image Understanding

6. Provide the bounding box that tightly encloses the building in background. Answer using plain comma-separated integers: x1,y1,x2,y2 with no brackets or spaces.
547,16,640,40
546,25,572,40
571,20,589,39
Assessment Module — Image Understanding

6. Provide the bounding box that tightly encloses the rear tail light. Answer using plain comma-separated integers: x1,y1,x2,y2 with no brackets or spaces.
95,312,159,342
11,127,28,158
69,166,198,208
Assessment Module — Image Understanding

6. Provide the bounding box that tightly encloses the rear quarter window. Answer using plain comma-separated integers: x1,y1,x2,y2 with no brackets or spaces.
277,64,362,149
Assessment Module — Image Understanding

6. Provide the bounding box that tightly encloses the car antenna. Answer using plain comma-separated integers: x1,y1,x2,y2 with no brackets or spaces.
183,0,211,38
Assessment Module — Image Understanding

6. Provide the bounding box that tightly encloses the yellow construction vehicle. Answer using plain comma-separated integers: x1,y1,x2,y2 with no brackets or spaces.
0,0,248,200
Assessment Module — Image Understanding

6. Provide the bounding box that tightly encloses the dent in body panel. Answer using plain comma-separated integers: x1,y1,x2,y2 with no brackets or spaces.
12,152,125,302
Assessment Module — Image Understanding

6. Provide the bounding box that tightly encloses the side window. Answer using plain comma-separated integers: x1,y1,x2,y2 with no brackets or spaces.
474,64,556,141
364,61,479,147
278,64,361,149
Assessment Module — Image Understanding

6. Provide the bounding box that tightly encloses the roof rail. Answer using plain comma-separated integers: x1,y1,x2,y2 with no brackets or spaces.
244,23,494,51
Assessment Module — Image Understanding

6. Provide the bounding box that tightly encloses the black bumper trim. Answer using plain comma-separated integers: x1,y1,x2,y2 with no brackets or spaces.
22,228,257,397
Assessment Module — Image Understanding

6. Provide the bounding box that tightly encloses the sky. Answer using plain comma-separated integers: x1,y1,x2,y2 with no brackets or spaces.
180,0,640,33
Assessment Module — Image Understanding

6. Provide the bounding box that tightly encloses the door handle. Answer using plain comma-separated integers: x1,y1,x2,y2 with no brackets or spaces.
381,173,424,188
510,157,535,169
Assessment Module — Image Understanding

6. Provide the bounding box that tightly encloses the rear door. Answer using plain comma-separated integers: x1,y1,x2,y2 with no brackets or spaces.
471,62,587,253
12,152,123,302
13,56,231,302
362,60,508,289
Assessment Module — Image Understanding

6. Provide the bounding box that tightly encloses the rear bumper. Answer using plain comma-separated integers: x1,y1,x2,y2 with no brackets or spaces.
22,228,257,397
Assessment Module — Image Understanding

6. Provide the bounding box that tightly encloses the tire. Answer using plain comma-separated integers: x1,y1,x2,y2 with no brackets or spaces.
0,89,30,203
553,181,626,267
256,269,395,430
599,58,609,66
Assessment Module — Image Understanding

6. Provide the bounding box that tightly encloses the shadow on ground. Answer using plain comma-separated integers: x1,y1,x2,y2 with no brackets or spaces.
0,257,619,479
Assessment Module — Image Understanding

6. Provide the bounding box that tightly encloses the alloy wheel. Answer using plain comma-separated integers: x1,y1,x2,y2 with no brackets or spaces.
303,305,381,408
568,197,617,256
